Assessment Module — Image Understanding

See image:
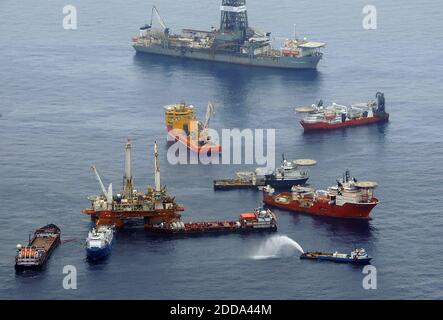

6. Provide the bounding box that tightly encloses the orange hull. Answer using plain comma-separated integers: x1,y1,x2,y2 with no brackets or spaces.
82,208,183,227
263,193,378,219
166,126,222,153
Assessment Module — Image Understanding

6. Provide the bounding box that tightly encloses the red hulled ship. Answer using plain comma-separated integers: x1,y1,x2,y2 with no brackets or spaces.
296,92,389,132
263,170,378,219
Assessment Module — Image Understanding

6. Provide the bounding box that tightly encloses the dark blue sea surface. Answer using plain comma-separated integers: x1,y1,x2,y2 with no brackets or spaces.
1,0,442,299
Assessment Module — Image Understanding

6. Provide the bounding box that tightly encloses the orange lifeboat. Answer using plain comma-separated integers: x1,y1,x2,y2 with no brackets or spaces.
325,112,336,120
282,48,300,57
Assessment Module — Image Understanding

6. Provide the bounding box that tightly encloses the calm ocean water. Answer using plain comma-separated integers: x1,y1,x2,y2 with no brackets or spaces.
0,0,442,299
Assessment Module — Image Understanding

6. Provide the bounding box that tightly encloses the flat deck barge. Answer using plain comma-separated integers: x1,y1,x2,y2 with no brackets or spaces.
15,224,61,271
213,177,266,190
145,208,277,235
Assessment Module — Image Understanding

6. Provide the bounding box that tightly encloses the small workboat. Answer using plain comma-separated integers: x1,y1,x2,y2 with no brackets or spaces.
300,248,371,264
86,225,114,261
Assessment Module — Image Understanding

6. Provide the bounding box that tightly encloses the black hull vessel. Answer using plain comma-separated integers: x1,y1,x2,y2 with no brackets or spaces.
15,224,61,271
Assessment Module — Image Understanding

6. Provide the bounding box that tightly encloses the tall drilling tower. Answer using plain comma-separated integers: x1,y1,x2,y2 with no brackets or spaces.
122,138,133,198
220,0,249,41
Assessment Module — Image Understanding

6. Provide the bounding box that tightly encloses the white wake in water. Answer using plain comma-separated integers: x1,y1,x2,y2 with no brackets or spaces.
251,235,304,260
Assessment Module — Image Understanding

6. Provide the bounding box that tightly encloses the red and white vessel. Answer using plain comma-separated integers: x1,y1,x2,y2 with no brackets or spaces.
263,170,379,219
296,92,389,132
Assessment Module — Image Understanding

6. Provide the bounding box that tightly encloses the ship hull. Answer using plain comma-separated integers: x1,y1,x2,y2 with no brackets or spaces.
300,253,371,264
86,245,112,261
166,126,222,153
213,182,260,190
265,177,309,189
134,45,322,70
301,114,389,132
263,193,378,219
144,224,277,235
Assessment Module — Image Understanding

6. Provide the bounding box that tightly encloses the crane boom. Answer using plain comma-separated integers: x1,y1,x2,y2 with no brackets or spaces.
91,165,108,197
150,6,167,30
203,101,215,131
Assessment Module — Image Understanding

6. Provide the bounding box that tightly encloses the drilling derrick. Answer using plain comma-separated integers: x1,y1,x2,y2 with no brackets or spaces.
123,138,134,198
220,0,249,39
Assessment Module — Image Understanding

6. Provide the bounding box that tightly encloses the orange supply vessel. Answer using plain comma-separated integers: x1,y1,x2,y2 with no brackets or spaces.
263,170,379,219
164,101,221,153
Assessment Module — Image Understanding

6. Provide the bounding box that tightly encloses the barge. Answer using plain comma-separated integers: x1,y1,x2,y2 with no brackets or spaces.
145,207,277,235
15,224,61,271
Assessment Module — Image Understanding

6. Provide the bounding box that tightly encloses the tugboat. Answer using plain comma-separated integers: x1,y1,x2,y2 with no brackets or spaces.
145,207,277,235
85,225,114,261
165,101,221,153
300,248,371,264
263,170,379,219
15,224,61,271
296,92,389,132
213,156,316,190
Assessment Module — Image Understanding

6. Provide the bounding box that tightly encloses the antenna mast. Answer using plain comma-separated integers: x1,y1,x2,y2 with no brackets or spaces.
220,0,248,40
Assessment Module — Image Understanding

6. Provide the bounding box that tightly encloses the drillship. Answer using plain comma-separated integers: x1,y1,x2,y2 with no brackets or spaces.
133,1,325,69
82,139,184,228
